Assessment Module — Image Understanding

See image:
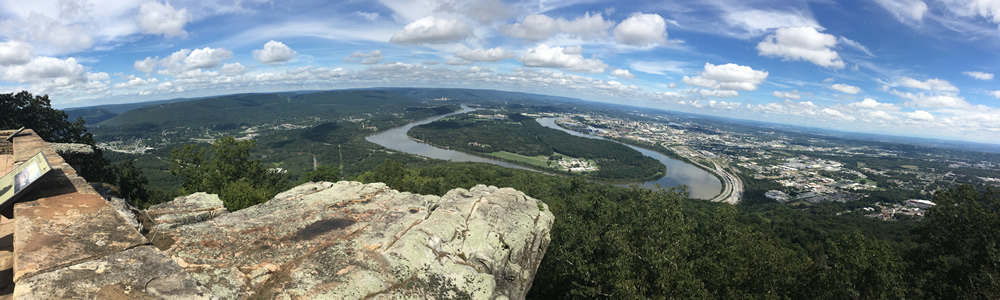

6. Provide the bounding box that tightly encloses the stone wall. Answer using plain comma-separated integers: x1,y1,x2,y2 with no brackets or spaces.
2,129,212,299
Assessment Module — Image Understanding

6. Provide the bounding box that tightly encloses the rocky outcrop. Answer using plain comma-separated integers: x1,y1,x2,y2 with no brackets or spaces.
152,181,554,299
146,192,228,231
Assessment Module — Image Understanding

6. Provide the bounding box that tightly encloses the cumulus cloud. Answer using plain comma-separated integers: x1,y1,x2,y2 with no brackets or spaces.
147,47,233,75
134,57,158,73
500,12,614,41
2,56,85,84
136,1,191,38
822,108,855,121
757,26,845,68
613,13,667,47
220,62,247,75
114,76,158,88
682,62,768,91
831,83,861,94
993,90,1000,99
906,110,934,121
964,71,994,80
896,76,958,92
850,98,901,111
184,48,233,69
874,0,929,23
455,47,514,62
345,50,383,65
694,89,739,98
0,40,33,66
253,40,297,64
389,16,473,44
892,89,970,108
773,90,801,99
519,44,607,73
611,69,635,79
1,13,93,54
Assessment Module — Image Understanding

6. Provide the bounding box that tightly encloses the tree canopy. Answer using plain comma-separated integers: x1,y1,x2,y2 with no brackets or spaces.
170,136,288,211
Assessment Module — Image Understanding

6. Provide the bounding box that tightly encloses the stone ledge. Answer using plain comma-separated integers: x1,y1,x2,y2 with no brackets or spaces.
13,192,147,281
5,129,213,299
13,245,214,299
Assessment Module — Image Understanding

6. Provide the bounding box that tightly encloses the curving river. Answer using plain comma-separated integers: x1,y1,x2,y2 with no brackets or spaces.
366,106,722,199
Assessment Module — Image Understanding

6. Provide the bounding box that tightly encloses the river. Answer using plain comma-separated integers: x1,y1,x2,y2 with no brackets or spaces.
366,106,722,199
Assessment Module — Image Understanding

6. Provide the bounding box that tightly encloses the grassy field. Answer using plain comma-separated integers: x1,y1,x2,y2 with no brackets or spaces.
900,165,919,170
487,151,551,168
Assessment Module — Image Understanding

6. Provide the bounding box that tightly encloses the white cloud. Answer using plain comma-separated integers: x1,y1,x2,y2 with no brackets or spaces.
964,71,994,80
136,1,191,38
613,13,667,47
153,47,233,75
0,13,93,55
345,50,383,65
992,90,1000,99
831,83,861,94
897,76,959,92
455,47,514,62
682,62,769,91
389,16,473,44
849,98,901,111
220,63,247,75
757,26,845,68
874,0,929,23
629,60,686,75
892,89,970,108
252,40,297,64
134,57,158,73
184,47,233,69
114,76,158,88
721,9,823,38
773,90,801,99
906,110,935,121
500,12,614,41
823,108,856,121
2,56,84,84
519,44,607,73
939,0,1000,26
838,36,874,57
352,11,379,21
0,40,33,66
695,89,739,98
611,69,635,79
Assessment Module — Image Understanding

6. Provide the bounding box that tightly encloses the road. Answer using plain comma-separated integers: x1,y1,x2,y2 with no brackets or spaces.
668,146,743,204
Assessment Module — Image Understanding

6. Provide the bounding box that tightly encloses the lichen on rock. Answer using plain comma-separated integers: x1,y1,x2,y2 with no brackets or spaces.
148,181,554,299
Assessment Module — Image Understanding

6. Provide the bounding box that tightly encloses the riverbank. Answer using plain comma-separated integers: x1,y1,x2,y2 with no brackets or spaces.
546,118,741,203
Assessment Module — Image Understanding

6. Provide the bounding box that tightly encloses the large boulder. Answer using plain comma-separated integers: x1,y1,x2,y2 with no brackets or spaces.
151,181,554,299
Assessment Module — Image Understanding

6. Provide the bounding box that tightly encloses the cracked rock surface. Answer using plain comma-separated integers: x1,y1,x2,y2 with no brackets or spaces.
152,181,554,299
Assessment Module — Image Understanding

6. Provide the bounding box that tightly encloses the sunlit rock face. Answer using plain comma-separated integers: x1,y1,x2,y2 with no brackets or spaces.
152,181,554,299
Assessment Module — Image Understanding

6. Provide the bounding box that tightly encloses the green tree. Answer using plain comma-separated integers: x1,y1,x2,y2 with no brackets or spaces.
692,206,812,299
169,137,287,210
806,232,907,299
115,159,151,207
296,165,340,185
0,91,114,182
0,91,93,144
913,185,1000,298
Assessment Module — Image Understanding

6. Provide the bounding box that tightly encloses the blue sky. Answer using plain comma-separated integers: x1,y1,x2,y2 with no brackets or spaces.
1,0,999,143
